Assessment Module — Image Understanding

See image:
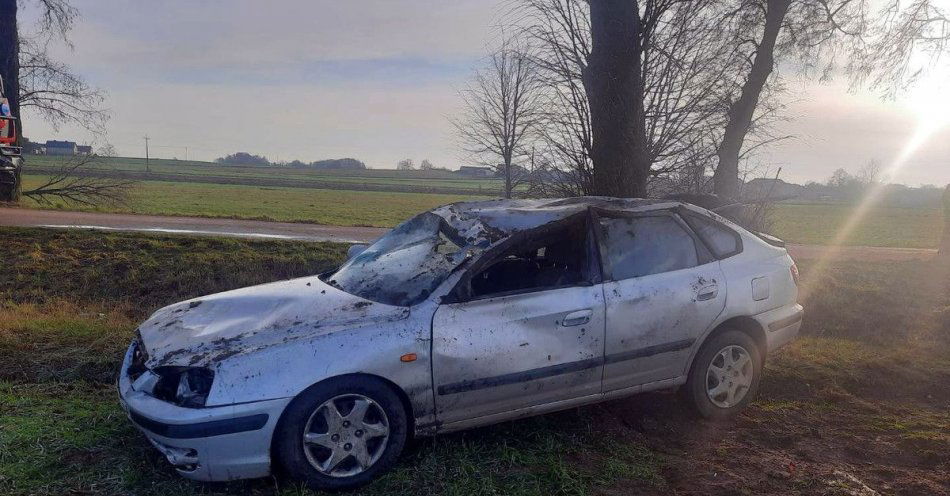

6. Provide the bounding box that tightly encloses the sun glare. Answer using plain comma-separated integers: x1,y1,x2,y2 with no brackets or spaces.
905,67,950,141
796,68,949,300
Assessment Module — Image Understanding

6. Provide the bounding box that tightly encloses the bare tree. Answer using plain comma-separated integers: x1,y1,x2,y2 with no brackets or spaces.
517,0,945,201
0,0,104,135
95,143,117,157
856,159,883,187
0,0,117,205
18,39,107,133
582,0,649,197
0,0,19,123
22,153,134,207
0,1,20,202
712,0,950,199
396,158,415,170
582,0,748,198
455,36,543,199
520,0,758,198
419,158,434,170
520,0,594,196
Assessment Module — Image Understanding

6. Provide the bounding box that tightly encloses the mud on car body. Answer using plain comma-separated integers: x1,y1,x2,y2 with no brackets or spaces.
118,197,803,490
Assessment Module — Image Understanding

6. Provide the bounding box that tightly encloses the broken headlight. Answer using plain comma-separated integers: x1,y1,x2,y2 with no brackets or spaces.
153,367,215,408
127,334,149,381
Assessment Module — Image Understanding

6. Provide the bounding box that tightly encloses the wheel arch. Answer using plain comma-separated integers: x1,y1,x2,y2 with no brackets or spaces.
269,373,415,460
687,316,767,377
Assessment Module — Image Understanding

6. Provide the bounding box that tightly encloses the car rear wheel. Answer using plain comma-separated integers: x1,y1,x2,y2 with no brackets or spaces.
684,330,762,419
274,376,408,491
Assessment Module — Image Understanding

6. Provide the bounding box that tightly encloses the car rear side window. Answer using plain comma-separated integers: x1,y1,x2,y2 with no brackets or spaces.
599,215,698,280
682,212,741,258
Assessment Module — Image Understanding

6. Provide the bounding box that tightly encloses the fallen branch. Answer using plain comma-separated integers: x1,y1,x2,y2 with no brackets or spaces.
22,154,136,207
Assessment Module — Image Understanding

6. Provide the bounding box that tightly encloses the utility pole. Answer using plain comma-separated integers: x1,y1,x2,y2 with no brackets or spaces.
143,135,150,173
184,146,188,162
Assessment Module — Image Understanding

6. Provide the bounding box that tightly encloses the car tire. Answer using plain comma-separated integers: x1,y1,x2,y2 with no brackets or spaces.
684,330,762,420
273,375,408,491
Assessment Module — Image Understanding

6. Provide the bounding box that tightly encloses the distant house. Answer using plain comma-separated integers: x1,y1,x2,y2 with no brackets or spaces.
45,140,77,156
458,166,493,178
76,145,93,155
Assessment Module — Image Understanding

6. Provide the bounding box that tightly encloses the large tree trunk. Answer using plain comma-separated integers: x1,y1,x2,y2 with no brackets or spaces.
584,0,650,198
504,155,513,199
713,0,790,199
0,0,19,125
0,0,20,202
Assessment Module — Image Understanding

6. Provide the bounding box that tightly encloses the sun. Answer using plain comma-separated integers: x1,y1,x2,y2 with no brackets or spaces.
905,65,950,137
872,64,950,182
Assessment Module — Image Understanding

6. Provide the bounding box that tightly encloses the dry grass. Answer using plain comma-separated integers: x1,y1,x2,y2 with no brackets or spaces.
0,227,347,312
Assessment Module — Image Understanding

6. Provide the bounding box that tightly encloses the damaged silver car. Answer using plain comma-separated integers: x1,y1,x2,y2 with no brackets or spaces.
118,197,803,490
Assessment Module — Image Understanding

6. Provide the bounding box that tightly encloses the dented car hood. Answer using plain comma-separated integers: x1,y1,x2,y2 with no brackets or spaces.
138,275,410,368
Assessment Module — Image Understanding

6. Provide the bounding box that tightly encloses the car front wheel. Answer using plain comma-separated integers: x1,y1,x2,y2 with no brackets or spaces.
274,376,408,491
684,329,762,419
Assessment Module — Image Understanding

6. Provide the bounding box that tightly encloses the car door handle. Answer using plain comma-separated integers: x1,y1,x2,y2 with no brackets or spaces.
562,309,593,327
697,284,719,301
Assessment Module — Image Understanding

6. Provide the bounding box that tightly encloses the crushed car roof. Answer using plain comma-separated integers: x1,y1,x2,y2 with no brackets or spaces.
430,197,678,246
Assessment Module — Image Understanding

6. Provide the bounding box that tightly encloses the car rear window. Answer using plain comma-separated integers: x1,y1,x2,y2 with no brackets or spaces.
682,212,741,258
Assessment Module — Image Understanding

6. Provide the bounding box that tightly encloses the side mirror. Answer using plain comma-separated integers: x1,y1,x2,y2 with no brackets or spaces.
347,243,368,260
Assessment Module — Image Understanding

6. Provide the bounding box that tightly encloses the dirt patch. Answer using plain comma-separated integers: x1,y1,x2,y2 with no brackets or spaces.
583,378,949,496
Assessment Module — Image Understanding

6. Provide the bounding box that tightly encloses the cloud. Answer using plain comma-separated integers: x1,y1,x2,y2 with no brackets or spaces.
17,0,950,185
31,0,502,82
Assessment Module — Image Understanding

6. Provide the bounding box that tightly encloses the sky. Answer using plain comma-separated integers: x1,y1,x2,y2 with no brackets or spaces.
18,0,950,187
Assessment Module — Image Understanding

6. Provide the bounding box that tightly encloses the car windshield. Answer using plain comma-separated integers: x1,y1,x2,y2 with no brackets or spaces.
324,212,472,306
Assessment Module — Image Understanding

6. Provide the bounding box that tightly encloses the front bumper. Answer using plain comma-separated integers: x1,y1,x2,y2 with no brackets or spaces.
755,303,803,352
117,344,292,481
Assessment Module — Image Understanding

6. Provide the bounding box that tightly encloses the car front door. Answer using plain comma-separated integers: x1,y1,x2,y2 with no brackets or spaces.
595,210,727,392
431,214,606,425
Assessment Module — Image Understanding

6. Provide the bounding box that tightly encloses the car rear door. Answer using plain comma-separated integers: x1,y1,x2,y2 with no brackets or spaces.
431,214,606,425
595,209,726,391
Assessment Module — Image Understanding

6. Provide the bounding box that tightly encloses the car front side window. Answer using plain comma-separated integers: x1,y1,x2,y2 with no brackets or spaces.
464,215,592,299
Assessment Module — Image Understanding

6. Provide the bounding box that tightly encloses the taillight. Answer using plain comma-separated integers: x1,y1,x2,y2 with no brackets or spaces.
790,263,800,286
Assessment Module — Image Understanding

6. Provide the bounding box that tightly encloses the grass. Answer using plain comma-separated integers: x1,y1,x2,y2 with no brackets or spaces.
21,174,485,227
23,166,943,248
20,172,943,246
0,227,347,308
0,380,664,496
0,302,135,384
770,202,943,248
2,227,949,495
26,155,506,192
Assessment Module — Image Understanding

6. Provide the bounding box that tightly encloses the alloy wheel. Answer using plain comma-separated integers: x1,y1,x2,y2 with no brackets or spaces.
302,393,390,477
706,345,754,408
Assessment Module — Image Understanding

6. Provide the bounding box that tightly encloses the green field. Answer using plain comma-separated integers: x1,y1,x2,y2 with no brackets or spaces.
27,155,506,193
770,202,943,249
2,227,948,495
21,173,944,247
21,175,485,227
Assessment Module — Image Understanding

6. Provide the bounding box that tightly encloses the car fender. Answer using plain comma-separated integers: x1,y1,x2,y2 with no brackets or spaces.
205,303,438,433
681,246,796,375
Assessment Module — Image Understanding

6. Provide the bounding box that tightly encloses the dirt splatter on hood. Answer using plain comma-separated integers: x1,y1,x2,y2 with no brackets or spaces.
138,275,409,368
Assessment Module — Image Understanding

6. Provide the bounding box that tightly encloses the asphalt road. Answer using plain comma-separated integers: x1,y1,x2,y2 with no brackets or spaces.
0,207,388,244
0,207,938,261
